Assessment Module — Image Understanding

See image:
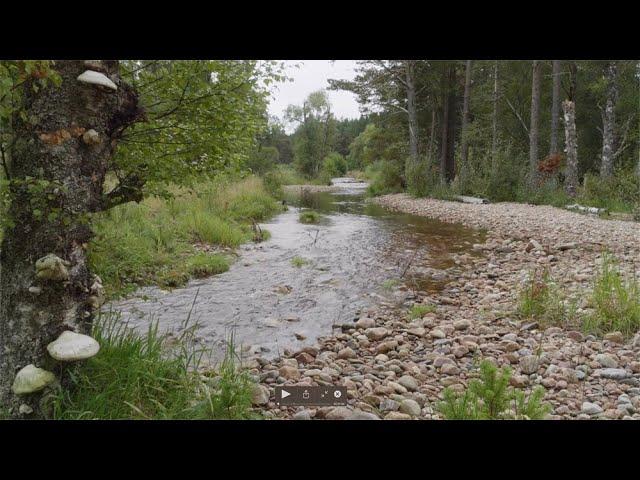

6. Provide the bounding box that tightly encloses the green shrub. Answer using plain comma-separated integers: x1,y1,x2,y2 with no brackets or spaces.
582,252,640,337
438,359,550,420
321,152,347,177
578,169,640,213
366,161,405,197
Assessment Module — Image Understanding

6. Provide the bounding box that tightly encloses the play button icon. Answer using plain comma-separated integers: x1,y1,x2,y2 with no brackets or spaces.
281,389,291,399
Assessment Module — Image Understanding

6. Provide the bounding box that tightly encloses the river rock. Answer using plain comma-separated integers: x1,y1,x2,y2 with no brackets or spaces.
380,398,400,411
251,384,270,405
399,399,421,417
595,354,618,368
366,327,390,341
453,319,472,331
337,347,356,359
604,332,625,344
385,411,412,420
581,402,603,415
519,355,539,374
293,410,312,420
398,375,419,391
326,407,352,420
356,317,375,329
279,365,300,380
595,368,630,380
349,410,380,420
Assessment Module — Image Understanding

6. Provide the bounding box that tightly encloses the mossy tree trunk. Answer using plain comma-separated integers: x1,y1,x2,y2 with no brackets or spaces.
0,60,143,418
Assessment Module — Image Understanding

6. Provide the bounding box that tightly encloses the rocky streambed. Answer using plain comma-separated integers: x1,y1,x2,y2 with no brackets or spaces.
252,193,640,420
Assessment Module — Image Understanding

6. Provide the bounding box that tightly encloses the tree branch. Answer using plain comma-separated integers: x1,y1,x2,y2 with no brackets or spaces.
504,96,529,135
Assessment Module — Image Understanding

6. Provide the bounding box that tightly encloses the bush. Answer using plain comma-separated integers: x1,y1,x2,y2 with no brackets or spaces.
246,146,279,175
321,152,347,177
582,252,640,337
365,161,405,197
438,359,550,420
579,169,640,213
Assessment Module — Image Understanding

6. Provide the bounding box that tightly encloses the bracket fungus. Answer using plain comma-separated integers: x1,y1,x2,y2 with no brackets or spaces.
12,364,56,395
77,70,117,91
35,254,70,281
47,331,100,361
82,129,101,145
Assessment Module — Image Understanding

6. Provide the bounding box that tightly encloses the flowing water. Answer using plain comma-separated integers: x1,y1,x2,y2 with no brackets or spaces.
106,178,484,363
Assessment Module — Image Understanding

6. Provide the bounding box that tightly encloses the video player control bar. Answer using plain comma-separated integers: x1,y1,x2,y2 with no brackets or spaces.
274,386,347,406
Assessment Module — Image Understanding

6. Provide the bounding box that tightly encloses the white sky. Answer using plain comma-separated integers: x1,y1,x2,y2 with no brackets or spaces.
267,60,361,130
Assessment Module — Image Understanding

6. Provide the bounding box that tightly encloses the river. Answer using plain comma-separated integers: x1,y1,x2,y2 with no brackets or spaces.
106,178,483,364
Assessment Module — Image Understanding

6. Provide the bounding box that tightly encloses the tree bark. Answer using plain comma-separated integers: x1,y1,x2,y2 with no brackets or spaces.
405,61,419,167
600,62,618,178
550,60,561,155
428,108,437,163
0,60,143,418
460,60,472,169
439,65,456,183
529,60,542,182
491,61,499,166
563,100,579,196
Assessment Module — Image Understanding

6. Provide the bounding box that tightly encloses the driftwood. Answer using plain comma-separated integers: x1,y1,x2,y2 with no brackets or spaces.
565,204,608,215
454,195,489,204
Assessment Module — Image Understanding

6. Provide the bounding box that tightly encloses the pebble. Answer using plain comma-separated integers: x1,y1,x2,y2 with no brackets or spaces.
581,402,604,415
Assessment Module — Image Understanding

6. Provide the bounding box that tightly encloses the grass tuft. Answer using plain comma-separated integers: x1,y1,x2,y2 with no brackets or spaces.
408,304,436,319
51,310,258,420
582,252,640,337
298,210,322,224
291,256,309,268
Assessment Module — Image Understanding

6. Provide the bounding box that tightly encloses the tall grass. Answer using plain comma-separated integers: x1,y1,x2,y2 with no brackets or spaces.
582,253,640,337
517,269,572,326
89,175,282,297
52,309,258,420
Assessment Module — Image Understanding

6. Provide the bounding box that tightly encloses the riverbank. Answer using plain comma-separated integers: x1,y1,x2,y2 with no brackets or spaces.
90,175,283,298
253,194,640,420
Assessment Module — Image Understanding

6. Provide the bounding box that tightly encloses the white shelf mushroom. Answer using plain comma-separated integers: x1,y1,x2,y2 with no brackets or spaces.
77,70,117,91
47,331,100,361
12,364,56,395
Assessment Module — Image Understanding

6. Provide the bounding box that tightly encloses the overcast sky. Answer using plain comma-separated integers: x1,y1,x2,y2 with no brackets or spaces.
267,60,361,129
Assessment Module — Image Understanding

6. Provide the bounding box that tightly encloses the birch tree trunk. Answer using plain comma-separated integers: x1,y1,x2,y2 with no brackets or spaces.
529,60,542,183
600,62,618,178
405,61,419,167
0,60,143,418
563,100,579,196
550,60,561,155
460,60,472,169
